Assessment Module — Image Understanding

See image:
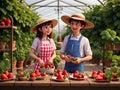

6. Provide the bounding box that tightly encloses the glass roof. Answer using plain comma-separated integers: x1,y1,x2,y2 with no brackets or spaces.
25,0,104,34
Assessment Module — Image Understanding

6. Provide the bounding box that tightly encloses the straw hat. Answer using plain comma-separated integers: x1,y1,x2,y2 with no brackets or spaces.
61,13,94,29
31,17,58,32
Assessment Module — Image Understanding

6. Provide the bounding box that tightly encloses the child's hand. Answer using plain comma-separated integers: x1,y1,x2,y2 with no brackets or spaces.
38,58,44,66
64,55,70,62
47,59,53,64
72,58,82,64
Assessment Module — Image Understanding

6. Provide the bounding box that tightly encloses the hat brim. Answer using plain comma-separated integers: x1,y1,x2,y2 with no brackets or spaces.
31,19,58,32
61,15,94,29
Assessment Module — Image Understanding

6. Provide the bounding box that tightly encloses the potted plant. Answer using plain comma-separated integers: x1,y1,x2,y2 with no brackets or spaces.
113,36,120,50
103,51,113,67
0,58,10,74
14,48,25,68
110,55,120,67
92,48,102,65
0,30,9,49
100,29,117,50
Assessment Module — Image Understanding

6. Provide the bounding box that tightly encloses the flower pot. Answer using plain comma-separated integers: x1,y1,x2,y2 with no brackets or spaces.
16,60,24,68
8,40,16,49
0,41,6,49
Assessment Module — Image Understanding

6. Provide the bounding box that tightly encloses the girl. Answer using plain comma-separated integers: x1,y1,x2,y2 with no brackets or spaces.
30,17,58,70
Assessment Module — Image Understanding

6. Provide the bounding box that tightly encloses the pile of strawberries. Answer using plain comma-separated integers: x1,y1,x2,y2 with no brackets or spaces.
40,63,54,69
0,70,14,80
91,67,120,81
30,70,46,80
0,17,11,26
72,70,84,79
54,69,69,80
67,55,77,61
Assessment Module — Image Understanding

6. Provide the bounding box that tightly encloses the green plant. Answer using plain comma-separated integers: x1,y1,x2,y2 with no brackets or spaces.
53,50,61,68
100,28,117,43
104,51,113,60
110,55,120,67
0,58,10,73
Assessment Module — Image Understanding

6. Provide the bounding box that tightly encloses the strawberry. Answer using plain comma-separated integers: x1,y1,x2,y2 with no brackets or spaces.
41,72,46,76
30,72,36,78
35,70,40,76
0,21,5,26
62,70,68,76
2,17,7,22
3,70,9,76
97,70,103,74
1,74,8,80
45,64,49,68
92,71,97,77
112,73,117,79
73,72,79,78
57,69,62,74
17,71,23,77
8,73,14,79
96,75,104,80
56,74,64,80
5,19,11,26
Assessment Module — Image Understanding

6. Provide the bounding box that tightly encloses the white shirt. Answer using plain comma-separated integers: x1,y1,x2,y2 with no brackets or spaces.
31,37,56,54
60,34,92,57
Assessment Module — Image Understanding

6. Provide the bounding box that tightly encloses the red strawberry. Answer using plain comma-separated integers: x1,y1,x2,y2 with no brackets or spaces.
0,21,5,26
73,72,79,78
30,72,36,78
17,71,23,77
5,19,11,26
35,70,40,76
41,72,46,76
2,17,7,22
112,73,117,79
62,70,68,76
1,74,8,80
92,71,97,77
96,75,104,80
3,70,9,76
56,74,64,80
45,64,49,68
57,69,62,74
97,70,103,74
8,73,14,79
55,73,59,77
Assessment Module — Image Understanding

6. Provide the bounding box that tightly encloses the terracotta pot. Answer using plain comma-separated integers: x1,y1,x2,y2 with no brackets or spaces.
103,60,112,67
27,60,32,65
16,60,24,68
23,60,28,67
8,40,16,49
0,41,6,49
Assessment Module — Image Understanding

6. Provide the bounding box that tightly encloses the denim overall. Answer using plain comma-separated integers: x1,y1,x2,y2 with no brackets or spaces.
64,35,84,73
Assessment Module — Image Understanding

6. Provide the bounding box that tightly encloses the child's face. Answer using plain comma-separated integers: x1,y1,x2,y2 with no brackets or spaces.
70,20,84,33
40,24,53,35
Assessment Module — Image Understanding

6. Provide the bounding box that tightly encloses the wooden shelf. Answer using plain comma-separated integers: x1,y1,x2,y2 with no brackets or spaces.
0,26,17,29
0,47,17,52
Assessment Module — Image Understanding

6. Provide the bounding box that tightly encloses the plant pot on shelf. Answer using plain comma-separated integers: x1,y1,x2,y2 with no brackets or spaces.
8,40,16,49
0,41,6,49
103,59,112,67
16,60,24,68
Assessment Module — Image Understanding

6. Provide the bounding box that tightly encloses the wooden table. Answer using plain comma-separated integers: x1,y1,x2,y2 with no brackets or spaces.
0,73,120,90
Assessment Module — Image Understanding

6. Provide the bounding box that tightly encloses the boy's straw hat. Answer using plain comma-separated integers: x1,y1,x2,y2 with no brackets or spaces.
61,13,94,29
31,17,58,32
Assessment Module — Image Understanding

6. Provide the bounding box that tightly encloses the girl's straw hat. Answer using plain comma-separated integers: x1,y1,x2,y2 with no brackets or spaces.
31,17,58,32
61,13,94,29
